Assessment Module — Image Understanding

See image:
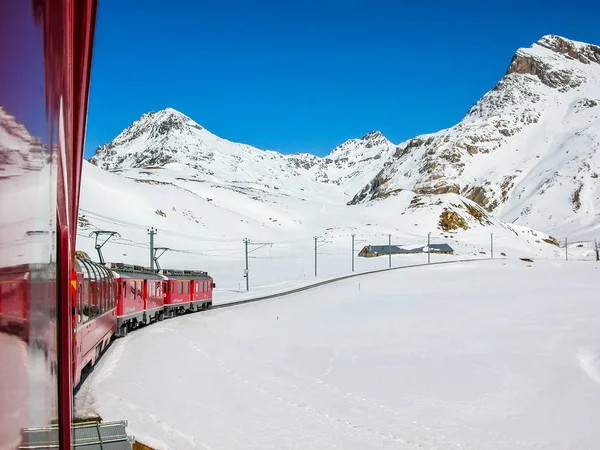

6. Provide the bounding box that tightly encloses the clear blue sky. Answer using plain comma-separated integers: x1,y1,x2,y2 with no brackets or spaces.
84,0,600,158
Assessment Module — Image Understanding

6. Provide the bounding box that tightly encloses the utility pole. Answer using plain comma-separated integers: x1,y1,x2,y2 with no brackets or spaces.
148,227,157,269
244,238,250,291
314,236,318,277
388,234,392,268
243,238,273,291
352,233,356,272
565,237,568,261
595,239,599,262
427,232,431,264
491,233,494,259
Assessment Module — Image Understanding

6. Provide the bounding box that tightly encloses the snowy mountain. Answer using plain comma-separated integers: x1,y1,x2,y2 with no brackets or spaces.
350,35,600,239
89,35,600,241
89,108,397,197
87,107,535,252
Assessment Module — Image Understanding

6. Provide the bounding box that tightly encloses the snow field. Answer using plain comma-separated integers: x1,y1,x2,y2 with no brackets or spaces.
76,259,600,449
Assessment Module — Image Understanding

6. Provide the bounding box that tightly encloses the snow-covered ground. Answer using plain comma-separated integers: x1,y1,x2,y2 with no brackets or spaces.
76,258,600,449
76,161,578,296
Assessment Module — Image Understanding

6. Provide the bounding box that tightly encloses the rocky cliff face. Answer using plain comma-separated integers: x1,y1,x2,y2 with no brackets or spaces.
348,35,600,238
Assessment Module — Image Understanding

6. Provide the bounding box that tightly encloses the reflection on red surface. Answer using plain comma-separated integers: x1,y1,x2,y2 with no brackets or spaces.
0,0,97,448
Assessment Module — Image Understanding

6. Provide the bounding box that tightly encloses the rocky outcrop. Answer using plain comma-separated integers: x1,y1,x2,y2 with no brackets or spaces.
506,35,599,91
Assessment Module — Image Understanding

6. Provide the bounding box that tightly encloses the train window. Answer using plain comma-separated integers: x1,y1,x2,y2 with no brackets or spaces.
88,281,98,320
121,281,126,300
183,282,189,294
95,282,101,318
130,281,135,300
101,281,106,314
77,284,82,324
177,281,183,294
147,281,152,297
83,280,90,323
137,281,142,299
168,282,173,294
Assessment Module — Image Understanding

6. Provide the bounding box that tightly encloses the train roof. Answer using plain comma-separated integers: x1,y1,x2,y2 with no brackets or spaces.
161,268,212,280
109,262,165,280
75,255,114,282
108,263,211,280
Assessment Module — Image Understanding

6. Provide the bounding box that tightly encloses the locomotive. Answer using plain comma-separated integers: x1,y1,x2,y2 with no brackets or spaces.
71,251,215,386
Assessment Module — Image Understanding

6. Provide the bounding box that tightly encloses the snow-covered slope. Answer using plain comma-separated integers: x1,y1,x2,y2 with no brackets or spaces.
77,159,569,293
350,35,600,239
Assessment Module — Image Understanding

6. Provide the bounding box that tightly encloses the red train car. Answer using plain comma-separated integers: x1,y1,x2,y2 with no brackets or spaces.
111,263,165,337
0,266,29,342
162,269,214,318
73,255,117,387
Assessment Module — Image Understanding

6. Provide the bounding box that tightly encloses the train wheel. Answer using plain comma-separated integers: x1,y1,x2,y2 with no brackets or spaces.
158,311,164,321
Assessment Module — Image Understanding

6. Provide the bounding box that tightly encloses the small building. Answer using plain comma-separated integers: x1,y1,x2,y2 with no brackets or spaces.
358,243,454,257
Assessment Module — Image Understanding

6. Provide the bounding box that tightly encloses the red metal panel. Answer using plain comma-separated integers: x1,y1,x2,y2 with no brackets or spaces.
117,279,145,317
0,0,97,448
144,280,165,313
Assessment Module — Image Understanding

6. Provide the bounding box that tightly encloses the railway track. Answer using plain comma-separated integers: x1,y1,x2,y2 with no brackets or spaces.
212,257,488,311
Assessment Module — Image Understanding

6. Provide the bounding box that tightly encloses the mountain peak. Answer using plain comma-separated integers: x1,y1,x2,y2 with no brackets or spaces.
505,35,600,90
140,108,201,129
535,34,600,56
361,131,384,140
326,131,394,161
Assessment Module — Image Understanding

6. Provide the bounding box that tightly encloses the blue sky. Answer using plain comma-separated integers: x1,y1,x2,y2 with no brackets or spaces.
84,0,600,158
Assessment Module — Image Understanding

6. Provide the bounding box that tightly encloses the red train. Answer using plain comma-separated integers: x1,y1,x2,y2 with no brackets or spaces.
71,252,215,386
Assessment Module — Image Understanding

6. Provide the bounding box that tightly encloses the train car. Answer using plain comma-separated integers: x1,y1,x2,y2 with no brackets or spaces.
0,265,29,342
73,254,118,387
162,269,215,318
110,263,165,336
